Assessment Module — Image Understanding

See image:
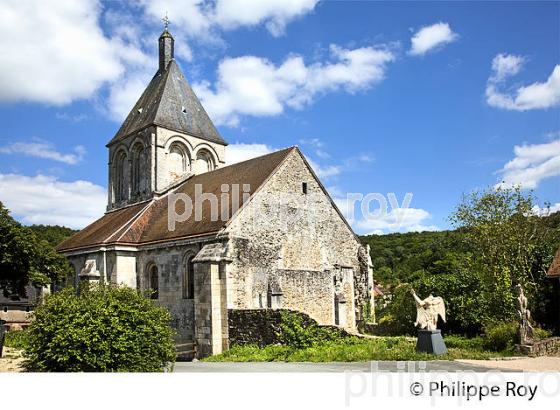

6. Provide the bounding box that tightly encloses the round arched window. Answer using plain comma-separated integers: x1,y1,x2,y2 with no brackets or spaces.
197,150,215,173
168,143,190,181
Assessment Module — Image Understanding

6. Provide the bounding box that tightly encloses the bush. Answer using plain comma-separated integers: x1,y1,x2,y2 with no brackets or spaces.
534,327,552,340
374,284,416,336
482,321,518,352
277,311,341,349
23,285,176,372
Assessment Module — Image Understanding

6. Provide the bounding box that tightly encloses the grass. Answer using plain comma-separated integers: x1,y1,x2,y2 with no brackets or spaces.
205,335,518,362
3,329,29,350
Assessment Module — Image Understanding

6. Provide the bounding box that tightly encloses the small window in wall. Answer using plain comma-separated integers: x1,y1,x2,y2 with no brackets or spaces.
149,265,159,299
302,182,308,194
183,255,195,299
3,306,7,313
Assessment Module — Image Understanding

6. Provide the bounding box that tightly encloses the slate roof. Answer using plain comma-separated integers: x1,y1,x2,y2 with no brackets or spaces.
57,147,295,252
547,247,560,278
108,60,226,146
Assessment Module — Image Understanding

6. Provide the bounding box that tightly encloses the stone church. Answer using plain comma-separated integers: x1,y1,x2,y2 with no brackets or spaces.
57,28,375,358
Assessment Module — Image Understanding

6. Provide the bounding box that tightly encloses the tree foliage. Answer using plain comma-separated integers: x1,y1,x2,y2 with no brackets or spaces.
27,224,77,247
23,285,177,372
361,187,560,335
0,202,71,297
450,186,560,324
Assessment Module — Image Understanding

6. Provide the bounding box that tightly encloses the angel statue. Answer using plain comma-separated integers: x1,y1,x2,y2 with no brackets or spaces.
411,289,446,331
516,284,534,345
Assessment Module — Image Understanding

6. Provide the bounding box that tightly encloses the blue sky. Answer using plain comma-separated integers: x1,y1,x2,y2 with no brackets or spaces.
0,1,558,233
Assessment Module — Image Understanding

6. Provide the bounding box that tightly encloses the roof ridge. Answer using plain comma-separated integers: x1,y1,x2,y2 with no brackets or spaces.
215,146,296,172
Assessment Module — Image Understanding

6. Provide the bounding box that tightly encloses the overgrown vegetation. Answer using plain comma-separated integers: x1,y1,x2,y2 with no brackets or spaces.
206,335,515,362
208,310,518,362
22,285,176,372
277,310,343,349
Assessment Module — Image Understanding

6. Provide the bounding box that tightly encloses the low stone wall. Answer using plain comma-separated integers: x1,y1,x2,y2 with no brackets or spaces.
516,337,560,356
228,309,349,347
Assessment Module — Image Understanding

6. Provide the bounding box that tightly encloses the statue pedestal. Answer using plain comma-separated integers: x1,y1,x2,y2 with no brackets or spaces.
416,329,448,355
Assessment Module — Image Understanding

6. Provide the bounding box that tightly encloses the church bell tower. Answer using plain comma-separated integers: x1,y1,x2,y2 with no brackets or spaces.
105,22,227,211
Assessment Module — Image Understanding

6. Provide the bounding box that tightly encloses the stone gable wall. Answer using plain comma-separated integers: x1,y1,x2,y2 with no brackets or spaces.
225,150,369,330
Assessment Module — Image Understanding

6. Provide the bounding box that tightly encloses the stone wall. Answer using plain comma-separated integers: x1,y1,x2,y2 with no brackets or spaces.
516,337,560,356
228,309,322,347
136,242,202,345
225,150,369,330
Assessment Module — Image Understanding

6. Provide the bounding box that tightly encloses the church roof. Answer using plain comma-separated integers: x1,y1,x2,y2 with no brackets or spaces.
108,59,226,146
57,147,295,252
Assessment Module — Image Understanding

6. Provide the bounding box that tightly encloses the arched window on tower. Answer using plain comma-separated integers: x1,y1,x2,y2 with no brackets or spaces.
131,143,145,196
149,265,159,300
114,151,129,202
168,143,190,182
196,149,215,173
182,254,195,299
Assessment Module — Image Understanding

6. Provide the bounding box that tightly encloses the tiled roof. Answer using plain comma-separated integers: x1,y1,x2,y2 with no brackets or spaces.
108,60,226,146
547,247,560,278
57,147,295,252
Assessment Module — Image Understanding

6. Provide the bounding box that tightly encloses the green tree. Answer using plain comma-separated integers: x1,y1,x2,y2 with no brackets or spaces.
27,224,77,247
23,285,177,372
0,202,71,297
450,186,558,323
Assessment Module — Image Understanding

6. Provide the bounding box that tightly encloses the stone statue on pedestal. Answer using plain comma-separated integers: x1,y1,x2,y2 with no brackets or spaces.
516,284,534,345
411,289,446,330
411,289,448,355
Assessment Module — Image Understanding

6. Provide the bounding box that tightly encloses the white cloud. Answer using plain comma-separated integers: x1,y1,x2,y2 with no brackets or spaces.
329,188,438,234
532,203,560,216
0,142,86,165
486,54,560,111
226,143,274,165
226,142,341,180
0,174,106,228
214,0,318,37
106,69,154,121
409,22,458,56
194,44,395,126
489,53,524,82
138,0,318,38
307,158,341,179
0,0,125,105
354,207,439,234
496,139,560,189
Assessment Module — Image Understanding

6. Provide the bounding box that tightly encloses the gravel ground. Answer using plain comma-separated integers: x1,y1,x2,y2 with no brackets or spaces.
0,347,24,372
456,357,560,372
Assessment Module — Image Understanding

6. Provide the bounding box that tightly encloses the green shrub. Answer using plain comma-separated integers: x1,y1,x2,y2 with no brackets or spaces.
374,284,416,336
482,321,518,352
444,335,485,351
277,311,341,349
534,327,552,340
4,329,30,349
23,285,176,372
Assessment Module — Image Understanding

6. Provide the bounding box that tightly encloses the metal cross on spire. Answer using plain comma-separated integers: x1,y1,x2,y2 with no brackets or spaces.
162,12,170,31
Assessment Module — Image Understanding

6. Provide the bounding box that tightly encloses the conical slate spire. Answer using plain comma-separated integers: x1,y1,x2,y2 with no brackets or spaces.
108,31,226,146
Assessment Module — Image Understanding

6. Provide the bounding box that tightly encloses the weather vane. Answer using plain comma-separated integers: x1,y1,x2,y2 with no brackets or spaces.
162,12,170,31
